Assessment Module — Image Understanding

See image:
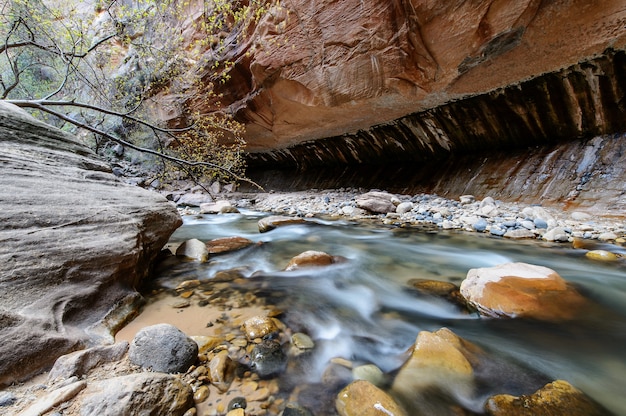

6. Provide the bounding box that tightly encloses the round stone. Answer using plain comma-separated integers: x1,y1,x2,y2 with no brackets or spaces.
129,324,198,373
291,333,315,349
585,250,620,261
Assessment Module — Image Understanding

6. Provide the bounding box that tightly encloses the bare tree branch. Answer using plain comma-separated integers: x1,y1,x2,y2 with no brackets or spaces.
8,100,263,189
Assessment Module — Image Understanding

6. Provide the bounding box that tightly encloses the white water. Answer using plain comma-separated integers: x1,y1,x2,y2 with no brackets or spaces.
151,211,626,414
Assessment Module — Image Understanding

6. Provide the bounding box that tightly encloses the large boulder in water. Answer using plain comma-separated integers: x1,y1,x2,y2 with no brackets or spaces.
0,102,182,386
460,262,588,321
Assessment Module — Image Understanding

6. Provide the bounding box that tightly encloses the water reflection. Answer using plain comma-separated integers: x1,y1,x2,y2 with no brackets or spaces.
148,212,625,414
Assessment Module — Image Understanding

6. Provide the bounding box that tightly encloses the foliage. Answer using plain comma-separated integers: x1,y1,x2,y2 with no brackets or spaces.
0,0,272,187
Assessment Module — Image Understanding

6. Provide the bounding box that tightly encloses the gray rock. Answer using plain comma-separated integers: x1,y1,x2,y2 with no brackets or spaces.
472,218,488,232
534,218,548,229
504,229,535,239
543,227,571,242
0,391,16,407
250,339,287,378
490,227,506,237
175,239,209,262
48,342,129,382
396,202,413,214
78,373,193,416
199,200,240,214
258,215,306,233
521,220,536,230
0,102,181,386
355,192,397,214
129,324,198,373
177,193,213,207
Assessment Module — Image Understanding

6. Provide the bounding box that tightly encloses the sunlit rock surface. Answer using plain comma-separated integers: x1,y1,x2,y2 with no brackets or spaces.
0,102,181,386
174,1,626,153
460,263,588,320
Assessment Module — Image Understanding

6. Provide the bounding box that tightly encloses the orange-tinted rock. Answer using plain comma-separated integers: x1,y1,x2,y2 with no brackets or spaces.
285,250,336,271
460,263,587,320
485,380,608,416
258,216,306,233
206,236,254,254
241,315,280,341
336,380,407,416
391,328,475,402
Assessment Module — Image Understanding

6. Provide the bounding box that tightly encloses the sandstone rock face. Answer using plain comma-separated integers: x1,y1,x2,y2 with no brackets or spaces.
460,263,588,320
178,0,626,155
0,102,182,386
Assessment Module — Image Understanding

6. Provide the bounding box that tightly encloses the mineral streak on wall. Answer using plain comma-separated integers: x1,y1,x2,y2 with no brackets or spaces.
247,49,626,169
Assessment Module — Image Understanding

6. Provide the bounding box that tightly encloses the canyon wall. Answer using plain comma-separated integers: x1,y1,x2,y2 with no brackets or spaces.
181,0,626,155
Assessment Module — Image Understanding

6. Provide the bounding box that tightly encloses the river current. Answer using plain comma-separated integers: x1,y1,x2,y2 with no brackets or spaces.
121,210,626,414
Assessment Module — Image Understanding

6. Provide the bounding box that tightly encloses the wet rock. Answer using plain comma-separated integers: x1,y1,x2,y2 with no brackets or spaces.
585,250,620,261
226,409,245,416
352,364,385,387
193,385,210,403
391,328,474,406
78,373,193,416
460,262,587,320
242,315,280,340
250,339,287,378
485,380,608,416
228,396,247,411
129,324,198,373
336,380,407,416
18,380,87,416
291,333,315,350
258,215,306,232
48,342,129,382
285,250,337,271
356,191,397,214
282,403,314,416
208,350,236,392
206,236,254,254
176,239,209,262
200,200,240,214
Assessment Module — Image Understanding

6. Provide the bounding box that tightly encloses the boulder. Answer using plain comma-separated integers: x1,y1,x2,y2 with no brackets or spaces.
0,102,181,386
129,324,198,373
391,328,475,404
485,380,608,416
355,192,397,214
336,380,407,416
76,373,194,416
460,262,587,320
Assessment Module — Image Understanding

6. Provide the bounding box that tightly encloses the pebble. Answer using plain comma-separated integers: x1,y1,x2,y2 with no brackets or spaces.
291,333,315,349
193,385,210,403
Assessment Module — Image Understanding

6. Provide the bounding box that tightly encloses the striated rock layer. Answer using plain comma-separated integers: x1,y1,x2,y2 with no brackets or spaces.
0,103,182,386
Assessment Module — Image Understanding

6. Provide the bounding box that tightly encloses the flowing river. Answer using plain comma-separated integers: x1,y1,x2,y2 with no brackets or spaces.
117,210,626,415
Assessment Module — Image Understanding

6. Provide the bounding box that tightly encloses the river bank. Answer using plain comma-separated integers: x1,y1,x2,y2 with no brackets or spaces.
166,185,626,253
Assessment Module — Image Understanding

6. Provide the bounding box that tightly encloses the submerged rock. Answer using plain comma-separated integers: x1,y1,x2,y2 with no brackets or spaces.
460,262,588,320
250,339,287,378
129,324,198,373
336,380,407,416
485,380,608,416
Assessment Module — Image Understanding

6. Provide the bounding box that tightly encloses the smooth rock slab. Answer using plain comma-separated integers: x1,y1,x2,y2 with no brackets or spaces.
0,102,181,386
258,215,306,232
129,324,198,373
48,342,129,382
460,262,587,320
77,373,193,416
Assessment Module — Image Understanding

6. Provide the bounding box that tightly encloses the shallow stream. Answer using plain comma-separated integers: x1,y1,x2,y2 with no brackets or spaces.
118,211,626,415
